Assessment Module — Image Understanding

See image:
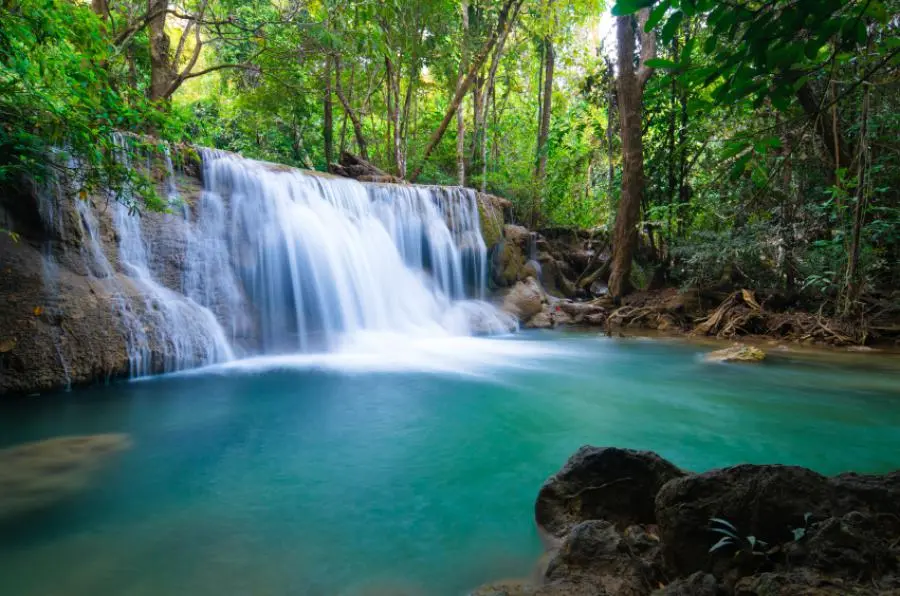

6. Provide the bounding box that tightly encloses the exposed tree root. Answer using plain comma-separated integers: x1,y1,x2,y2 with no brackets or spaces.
605,288,888,346
693,290,862,346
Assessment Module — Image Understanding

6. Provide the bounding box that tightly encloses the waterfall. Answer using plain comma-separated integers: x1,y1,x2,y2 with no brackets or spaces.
33,143,513,383
192,151,513,354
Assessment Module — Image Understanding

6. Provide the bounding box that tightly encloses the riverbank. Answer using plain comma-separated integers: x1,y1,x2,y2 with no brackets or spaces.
473,447,900,596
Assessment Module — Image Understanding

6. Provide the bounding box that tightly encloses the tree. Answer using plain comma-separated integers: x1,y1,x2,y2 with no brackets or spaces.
608,7,656,299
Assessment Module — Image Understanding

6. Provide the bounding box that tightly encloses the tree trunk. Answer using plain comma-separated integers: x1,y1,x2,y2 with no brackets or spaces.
324,55,334,167
532,38,554,226
844,73,870,311
409,0,522,183
479,0,520,192
334,55,369,160
148,0,176,102
456,1,470,187
91,0,109,19
796,81,852,179
609,10,655,300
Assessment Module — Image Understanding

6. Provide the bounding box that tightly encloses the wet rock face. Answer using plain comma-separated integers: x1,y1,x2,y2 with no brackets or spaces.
535,446,686,539
0,434,132,521
492,225,533,288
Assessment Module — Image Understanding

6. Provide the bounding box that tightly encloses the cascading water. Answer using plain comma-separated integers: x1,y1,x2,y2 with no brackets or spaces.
192,151,513,354
32,141,513,383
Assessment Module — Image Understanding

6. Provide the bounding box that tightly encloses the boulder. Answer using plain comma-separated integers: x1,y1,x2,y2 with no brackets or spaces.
654,464,900,577
556,301,607,326
0,434,132,521
541,520,664,596
733,569,889,595
525,306,574,330
501,278,545,322
783,511,900,581
470,579,533,596
704,345,766,363
526,310,553,329
652,572,719,596
536,447,686,539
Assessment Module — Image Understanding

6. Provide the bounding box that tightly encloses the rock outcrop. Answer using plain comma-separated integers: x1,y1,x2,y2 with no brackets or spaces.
536,447,686,540
0,434,132,521
472,447,900,596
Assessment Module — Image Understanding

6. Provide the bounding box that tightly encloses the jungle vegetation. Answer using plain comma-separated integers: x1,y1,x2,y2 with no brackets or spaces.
1,0,899,309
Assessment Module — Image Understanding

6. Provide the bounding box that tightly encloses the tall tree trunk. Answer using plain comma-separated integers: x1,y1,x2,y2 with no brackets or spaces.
383,56,403,177
844,72,871,312
609,10,656,300
91,0,109,19
605,57,616,207
409,0,522,183
334,55,368,160
456,1,470,186
479,0,520,192
796,81,852,179
532,37,554,226
148,0,176,102
471,72,485,175
324,55,334,167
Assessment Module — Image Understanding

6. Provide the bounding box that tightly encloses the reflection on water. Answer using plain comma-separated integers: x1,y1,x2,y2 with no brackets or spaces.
1,332,899,595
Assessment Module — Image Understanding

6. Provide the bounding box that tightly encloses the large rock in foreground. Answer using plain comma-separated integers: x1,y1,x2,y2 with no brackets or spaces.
535,446,686,539
517,447,900,596
655,464,900,577
0,434,132,521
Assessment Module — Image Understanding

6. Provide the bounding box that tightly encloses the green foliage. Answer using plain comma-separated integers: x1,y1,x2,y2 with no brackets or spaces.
0,0,180,208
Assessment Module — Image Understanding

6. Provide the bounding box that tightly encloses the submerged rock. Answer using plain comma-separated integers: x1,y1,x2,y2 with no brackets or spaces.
535,446,686,539
501,277,545,322
0,434,132,521
704,344,766,363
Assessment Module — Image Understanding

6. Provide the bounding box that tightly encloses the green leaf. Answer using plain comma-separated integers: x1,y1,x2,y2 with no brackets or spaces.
730,153,753,180
754,136,783,153
709,536,734,553
721,140,750,160
645,58,679,69
612,0,655,17
645,1,670,32
710,518,739,532
661,11,684,43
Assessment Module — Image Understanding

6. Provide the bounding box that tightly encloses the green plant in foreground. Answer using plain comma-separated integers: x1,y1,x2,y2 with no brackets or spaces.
708,517,769,556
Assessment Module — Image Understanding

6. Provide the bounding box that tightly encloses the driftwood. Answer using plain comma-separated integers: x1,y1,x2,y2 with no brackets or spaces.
329,152,404,183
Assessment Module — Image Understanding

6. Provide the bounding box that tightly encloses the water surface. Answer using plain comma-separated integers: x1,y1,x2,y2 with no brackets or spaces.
2,332,899,595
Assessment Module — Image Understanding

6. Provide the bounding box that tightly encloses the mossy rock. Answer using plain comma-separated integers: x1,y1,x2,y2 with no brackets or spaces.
478,197,505,249
704,344,766,363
